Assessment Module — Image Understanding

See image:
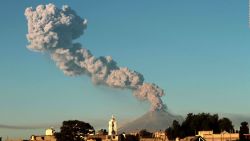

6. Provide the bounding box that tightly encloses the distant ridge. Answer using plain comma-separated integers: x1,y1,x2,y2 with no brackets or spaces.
119,110,183,133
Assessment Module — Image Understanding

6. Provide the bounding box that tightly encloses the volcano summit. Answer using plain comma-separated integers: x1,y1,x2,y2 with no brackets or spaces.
119,110,183,133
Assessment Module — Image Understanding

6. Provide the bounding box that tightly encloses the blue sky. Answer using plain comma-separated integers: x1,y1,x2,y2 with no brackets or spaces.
0,0,250,138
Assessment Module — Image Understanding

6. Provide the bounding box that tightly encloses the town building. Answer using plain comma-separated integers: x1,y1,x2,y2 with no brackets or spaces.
154,131,168,141
197,131,239,141
30,128,56,141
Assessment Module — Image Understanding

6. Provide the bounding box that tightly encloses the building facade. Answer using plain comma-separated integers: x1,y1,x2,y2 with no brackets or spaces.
30,128,56,141
198,131,239,141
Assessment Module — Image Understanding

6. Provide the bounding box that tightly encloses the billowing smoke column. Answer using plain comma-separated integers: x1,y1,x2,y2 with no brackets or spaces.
25,4,166,111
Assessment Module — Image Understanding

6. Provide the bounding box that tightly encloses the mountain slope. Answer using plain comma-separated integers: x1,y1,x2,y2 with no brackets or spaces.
119,110,183,133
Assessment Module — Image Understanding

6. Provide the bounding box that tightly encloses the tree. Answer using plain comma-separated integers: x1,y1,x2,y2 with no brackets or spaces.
239,121,249,141
166,127,174,140
55,120,94,141
165,120,181,140
172,120,181,138
180,113,220,136
97,129,108,135
209,114,220,133
166,113,236,139
139,129,152,138
119,133,139,141
218,118,234,133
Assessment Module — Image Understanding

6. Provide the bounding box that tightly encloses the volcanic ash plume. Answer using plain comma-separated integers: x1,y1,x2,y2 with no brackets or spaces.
25,3,166,111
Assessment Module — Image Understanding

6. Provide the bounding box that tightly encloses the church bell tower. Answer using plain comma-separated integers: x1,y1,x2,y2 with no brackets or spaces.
108,115,118,136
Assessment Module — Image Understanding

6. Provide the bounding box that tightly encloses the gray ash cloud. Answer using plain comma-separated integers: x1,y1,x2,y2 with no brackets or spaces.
25,3,166,111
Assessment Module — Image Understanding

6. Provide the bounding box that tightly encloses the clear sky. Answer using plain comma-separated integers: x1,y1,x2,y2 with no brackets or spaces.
0,0,250,139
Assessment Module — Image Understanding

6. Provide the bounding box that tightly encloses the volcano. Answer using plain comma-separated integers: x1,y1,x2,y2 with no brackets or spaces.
119,110,183,133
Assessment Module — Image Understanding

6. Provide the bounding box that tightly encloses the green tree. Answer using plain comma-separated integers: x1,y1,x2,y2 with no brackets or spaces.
139,129,152,138
165,120,181,140
97,129,108,135
239,121,249,141
165,127,174,140
218,117,234,133
166,113,235,139
181,113,195,136
181,113,219,136
118,134,139,141
172,120,181,138
209,114,220,133
55,120,94,141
